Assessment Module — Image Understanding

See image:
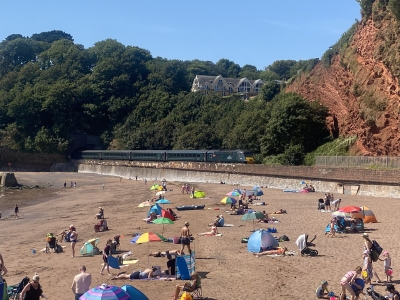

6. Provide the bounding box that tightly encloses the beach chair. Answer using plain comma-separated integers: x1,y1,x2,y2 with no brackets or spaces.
7,276,29,300
190,278,205,299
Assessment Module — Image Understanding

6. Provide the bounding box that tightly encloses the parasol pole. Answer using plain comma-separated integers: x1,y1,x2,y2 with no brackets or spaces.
148,241,150,266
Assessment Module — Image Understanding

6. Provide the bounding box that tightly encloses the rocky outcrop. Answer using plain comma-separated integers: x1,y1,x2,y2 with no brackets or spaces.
287,13,400,155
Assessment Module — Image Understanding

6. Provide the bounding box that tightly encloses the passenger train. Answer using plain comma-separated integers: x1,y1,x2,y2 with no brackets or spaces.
72,149,255,164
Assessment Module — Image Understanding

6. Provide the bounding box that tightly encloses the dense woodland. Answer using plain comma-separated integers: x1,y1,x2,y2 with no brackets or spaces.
0,30,331,165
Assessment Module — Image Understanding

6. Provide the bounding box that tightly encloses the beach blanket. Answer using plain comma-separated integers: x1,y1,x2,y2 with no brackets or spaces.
123,259,139,265
223,224,234,227
283,189,299,193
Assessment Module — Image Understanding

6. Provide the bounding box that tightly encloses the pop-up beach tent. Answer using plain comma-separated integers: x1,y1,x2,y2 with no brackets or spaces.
352,206,378,223
148,204,162,217
191,190,206,198
247,230,279,253
252,186,264,196
161,209,175,221
80,238,100,256
150,184,160,190
121,285,149,300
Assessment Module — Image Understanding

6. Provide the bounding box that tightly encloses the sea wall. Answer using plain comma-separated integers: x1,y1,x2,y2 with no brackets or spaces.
76,160,400,198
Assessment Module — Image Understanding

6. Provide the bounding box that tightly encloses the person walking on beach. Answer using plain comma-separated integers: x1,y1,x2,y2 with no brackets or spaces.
74,182,76,188
70,181,73,188
180,222,192,255
71,265,91,300
14,204,19,219
100,240,112,276
64,182,67,188
0,252,8,280
20,273,48,300
144,179,147,185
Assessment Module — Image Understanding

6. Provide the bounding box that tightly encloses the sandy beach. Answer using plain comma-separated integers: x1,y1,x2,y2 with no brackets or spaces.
0,172,397,300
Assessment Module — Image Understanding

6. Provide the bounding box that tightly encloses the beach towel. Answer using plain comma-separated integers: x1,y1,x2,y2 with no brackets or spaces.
123,260,139,265
107,255,120,269
295,234,306,251
223,224,234,227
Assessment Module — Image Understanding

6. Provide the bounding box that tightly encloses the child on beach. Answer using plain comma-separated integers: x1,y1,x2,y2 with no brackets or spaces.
339,266,362,300
379,251,393,282
327,218,336,238
315,280,330,299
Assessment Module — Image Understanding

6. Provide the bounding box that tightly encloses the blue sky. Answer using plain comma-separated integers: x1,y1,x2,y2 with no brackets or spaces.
1,0,361,70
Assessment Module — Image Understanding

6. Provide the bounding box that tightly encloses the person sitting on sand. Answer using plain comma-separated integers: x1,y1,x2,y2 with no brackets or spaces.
273,209,287,214
171,271,200,300
112,267,158,280
316,280,330,299
198,222,218,236
230,206,245,215
143,212,157,223
209,215,221,226
93,207,104,219
258,211,269,223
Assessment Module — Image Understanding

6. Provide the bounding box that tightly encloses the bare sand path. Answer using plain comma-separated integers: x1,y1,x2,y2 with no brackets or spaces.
0,172,397,300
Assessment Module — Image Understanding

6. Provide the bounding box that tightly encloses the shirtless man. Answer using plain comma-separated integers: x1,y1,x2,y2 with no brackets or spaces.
180,222,192,255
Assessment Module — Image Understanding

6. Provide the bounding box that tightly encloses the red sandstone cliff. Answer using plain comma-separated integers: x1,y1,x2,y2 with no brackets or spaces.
287,8,400,155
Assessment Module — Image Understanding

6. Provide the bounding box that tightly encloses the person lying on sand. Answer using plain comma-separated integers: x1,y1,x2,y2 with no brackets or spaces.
272,209,287,214
112,267,158,280
252,247,286,257
258,211,269,223
198,222,218,236
149,250,182,257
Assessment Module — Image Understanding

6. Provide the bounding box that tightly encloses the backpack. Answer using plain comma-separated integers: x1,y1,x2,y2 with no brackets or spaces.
372,240,383,255
278,235,290,242
55,244,63,253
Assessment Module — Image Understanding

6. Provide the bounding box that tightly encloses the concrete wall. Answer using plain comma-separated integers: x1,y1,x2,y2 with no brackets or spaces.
77,161,400,198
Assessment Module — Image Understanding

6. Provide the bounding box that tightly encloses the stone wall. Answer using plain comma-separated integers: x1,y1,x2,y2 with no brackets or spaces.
76,160,400,198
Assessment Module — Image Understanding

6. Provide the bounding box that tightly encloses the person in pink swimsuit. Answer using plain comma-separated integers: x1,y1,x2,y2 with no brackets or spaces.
339,266,362,300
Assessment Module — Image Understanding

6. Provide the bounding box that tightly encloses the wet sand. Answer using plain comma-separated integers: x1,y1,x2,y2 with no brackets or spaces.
0,172,397,300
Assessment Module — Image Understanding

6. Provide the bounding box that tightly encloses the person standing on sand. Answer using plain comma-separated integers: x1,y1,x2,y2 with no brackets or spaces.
144,179,147,185
100,240,112,276
14,204,19,219
71,265,91,300
64,182,67,188
70,227,78,258
180,222,192,255
0,252,8,280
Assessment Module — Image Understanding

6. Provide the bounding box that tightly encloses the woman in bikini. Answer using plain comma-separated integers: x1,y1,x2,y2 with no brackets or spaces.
198,222,218,236
69,227,78,258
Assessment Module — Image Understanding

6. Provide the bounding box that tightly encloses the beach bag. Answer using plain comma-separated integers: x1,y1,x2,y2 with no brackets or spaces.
278,235,289,242
371,240,383,255
180,292,193,300
55,244,63,253
241,238,249,243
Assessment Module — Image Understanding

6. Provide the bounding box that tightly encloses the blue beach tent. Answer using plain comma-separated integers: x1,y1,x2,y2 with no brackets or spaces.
253,186,264,196
247,229,279,253
148,204,162,217
121,285,149,300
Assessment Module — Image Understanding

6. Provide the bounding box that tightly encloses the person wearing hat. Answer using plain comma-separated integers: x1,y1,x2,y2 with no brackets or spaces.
94,207,104,219
20,273,48,300
315,280,330,299
180,222,192,255
386,284,400,300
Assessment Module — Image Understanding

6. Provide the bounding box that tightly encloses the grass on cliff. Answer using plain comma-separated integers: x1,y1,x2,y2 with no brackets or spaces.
304,136,357,166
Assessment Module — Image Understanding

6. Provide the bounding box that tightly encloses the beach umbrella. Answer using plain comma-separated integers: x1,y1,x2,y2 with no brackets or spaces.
152,217,174,235
156,191,166,196
226,190,241,197
331,211,350,218
220,197,237,205
339,206,362,213
156,199,171,205
138,201,152,208
121,285,149,300
241,211,265,230
80,284,130,300
133,232,167,265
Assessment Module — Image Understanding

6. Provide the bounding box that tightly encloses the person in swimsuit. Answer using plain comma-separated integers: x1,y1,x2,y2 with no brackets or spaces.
379,251,393,282
100,239,112,276
111,267,157,280
171,271,200,300
198,222,218,236
180,222,192,255
69,227,78,258
14,204,19,219
20,274,48,300
339,266,362,300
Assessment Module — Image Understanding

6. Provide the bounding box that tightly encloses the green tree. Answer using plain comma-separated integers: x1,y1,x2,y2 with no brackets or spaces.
267,60,296,80
356,0,375,18
389,0,400,20
259,81,281,102
260,92,329,162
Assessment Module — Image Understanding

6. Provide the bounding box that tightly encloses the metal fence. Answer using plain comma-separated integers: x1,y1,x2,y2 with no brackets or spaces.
315,156,400,169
